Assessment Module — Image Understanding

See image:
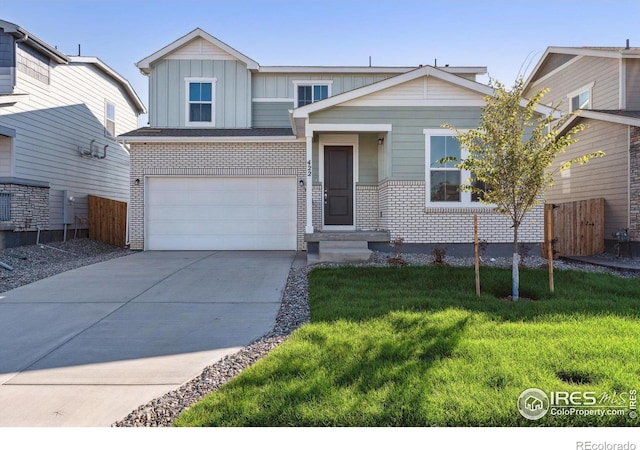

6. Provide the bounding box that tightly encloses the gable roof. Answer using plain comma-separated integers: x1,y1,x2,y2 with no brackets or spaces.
70,57,146,114
0,20,68,64
290,65,555,135
524,45,640,88
136,28,260,74
556,109,640,138
292,65,494,119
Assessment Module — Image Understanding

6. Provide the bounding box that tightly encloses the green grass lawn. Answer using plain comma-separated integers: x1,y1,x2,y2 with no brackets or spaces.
175,265,640,426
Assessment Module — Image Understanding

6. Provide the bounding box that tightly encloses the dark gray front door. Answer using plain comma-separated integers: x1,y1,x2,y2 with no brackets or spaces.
324,145,353,226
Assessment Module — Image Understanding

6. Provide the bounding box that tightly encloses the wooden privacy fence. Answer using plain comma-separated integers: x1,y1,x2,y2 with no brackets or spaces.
543,198,605,258
88,195,127,247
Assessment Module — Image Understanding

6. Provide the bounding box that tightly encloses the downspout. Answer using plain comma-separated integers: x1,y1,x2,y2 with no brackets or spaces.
122,139,131,247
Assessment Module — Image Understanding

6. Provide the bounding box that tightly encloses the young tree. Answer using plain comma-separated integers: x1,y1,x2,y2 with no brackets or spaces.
446,78,603,300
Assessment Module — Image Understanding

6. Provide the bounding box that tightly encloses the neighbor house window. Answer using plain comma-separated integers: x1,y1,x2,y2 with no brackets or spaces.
185,78,216,126
568,82,594,112
105,101,116,137
424,129,486,206
293,81,332,107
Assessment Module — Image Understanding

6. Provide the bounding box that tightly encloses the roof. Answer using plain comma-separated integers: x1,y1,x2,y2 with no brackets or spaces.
0,20,68,64
258,65,487,75
290,65,556,136
136,28,260,74
524,45,640,88
70,56,146,115
118,127,297,143
556,109,640,136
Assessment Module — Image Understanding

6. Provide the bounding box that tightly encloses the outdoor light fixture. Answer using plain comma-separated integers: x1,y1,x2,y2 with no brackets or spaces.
135,178,140,185
299,179,305,187
378,138,384,145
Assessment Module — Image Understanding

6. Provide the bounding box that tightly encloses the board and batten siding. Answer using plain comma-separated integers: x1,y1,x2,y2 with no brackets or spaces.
526,56,620,112
0,31,15,94
0,59,138,229
149,59,250,128
626,59,640,110
251,72,394,127
545,119,629,238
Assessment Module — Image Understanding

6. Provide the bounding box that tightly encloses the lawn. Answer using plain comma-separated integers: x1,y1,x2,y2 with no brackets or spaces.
174,265,640,426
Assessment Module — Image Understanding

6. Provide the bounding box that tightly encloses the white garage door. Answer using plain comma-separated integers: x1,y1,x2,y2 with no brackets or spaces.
146,177,297,250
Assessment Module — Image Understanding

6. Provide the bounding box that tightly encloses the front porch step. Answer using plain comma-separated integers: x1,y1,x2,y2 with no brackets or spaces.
313,240,373,264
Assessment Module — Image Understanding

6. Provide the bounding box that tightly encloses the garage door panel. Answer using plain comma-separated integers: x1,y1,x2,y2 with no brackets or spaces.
146,177,296,250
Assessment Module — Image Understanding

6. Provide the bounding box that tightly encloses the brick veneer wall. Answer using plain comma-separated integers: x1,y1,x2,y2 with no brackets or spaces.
629,126,640,240
129,141,307,250
378,180,543,244
0,183,49,231
356,185,379,230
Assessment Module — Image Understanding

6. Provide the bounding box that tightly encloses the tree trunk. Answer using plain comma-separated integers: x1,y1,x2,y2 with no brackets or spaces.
512,222,520,301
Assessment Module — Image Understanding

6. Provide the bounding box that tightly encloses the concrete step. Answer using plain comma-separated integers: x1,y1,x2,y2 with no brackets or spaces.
319,240,369,250
314,240,373,264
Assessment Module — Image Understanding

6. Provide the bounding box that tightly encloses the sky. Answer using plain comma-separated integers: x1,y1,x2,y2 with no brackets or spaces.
2,0,640,126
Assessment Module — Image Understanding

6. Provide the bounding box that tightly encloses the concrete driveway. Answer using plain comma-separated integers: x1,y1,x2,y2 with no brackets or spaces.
0,250,295,426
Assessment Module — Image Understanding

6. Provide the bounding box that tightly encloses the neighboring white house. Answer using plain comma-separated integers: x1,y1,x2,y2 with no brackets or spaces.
0,20,145,248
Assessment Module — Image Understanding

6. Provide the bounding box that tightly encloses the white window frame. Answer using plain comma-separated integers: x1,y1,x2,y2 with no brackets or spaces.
293,80,333,107
185,77,217,127
567,81,594,112
424,129,488,208
105,101,116,137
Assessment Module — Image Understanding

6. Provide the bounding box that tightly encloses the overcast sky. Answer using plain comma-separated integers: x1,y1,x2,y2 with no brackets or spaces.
3,0,639,125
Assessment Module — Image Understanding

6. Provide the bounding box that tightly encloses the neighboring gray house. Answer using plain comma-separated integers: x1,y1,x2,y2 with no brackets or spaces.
523,45,640,253
0,20,145,248
121,28,544,261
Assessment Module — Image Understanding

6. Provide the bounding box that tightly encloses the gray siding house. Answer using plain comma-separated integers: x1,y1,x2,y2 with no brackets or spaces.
122,28,544,260
0,20,145,248
524,46,640,253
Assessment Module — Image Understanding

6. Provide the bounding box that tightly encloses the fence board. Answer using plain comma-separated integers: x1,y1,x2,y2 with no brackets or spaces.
543,198,605,258
88,195,127,247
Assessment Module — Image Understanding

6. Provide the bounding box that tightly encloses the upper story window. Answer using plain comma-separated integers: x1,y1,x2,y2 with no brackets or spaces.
185,77,216,126
424,129,486,207
567,82,594,112
293,81,332,107
105,101,116,137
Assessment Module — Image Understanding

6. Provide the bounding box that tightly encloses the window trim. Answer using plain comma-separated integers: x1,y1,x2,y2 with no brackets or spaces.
424,129,489,208
105,100,116,137
185,77,217,127
293,80,333,107
567,81,594,112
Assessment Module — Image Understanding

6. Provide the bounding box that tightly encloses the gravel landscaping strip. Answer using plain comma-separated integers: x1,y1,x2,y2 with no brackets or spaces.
0,239,134,294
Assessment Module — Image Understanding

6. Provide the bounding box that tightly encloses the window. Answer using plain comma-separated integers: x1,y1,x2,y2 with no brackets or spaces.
0,192,10,221
185,78,216,126
293,81,331,107
424,129,485,206
567,82,594,112
105,101,116,137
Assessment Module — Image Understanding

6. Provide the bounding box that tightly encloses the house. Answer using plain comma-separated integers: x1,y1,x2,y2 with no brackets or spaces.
523,45,640,254
0,20,145,248
121,28,544,261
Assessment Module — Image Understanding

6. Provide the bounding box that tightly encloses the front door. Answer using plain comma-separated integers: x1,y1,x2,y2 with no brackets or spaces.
324,145,353,226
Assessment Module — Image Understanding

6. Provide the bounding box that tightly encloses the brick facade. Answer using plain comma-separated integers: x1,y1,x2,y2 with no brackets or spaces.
309,180,543,244
129,141,307,250
629,126,640,240
378,181,543,244
0,183,49,231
